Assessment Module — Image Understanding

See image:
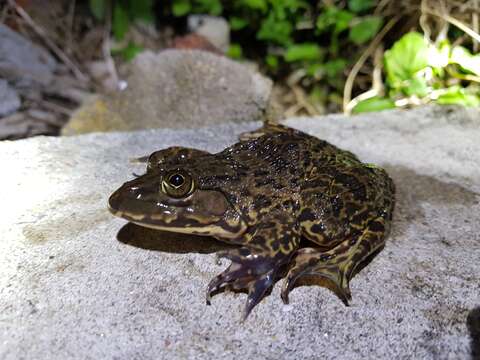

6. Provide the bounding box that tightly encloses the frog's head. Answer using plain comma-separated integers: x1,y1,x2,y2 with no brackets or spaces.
108,167,247,239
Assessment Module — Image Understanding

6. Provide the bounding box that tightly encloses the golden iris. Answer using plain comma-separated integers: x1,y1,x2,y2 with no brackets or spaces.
161,170,195,198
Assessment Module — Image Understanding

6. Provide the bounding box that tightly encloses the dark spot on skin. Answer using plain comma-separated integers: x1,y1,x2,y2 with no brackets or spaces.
352,186,367,201
319,254,333,261
331,197,343,217
214,175,230,181
311,223,326,233
259,221,276,230
272,157,288,170
255,178,272,187
368,219,385,233
298,209,316,222
284,143,299,153
254,170,269,177
270,240,280,252
334,173,361,189
273,182,284,190
253,195,272,210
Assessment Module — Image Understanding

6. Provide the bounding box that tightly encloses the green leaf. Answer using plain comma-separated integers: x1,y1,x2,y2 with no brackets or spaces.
257,14,293,45
121,42,143,61
226,44,243,59
241,0,268,12
284,43,323,62
113,4,130,40
349,16,382,45
404,77,429,97
172,0,191,16
89,0,106,20
352,97,396,113
265,54,279,70
384,32,429,86
334,10,354,33
450,46,480,76
348,0,374,12
129,0,154,22
437,87,480,107
324,58,348,78
230,16,248,30
316,6,354,34
195,0,222,15
306,63,323,77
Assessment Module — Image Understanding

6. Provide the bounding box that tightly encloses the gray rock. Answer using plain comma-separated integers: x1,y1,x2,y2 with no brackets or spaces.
1,105,479,359
62,50,273,135
0,79,20,116
188,15,230,52
0,111,55,140
0,24,56,87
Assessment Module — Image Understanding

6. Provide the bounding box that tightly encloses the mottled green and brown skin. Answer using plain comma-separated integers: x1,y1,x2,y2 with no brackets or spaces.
108,124,395,319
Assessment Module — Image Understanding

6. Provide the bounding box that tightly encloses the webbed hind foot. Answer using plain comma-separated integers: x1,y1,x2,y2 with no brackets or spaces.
281,248,353,305
282,216,388,305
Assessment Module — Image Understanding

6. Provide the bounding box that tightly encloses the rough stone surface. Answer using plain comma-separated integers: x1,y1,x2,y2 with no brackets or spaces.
0,24,56,87
0,79,21,116
1,105,479,359
62,50,273,135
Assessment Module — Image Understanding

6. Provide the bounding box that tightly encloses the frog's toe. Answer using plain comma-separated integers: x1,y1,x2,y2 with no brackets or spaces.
280,249,352,305
206,248,279,320
242,271,275,320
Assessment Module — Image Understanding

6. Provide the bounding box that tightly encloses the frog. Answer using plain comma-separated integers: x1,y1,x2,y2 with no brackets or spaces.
108,123,395,320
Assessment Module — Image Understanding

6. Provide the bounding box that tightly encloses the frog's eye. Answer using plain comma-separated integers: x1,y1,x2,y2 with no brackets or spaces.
161,170,195,198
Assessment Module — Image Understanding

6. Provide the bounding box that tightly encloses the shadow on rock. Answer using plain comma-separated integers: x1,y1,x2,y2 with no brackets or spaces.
467,307,480,360
383,165,479,241
116,222,237,254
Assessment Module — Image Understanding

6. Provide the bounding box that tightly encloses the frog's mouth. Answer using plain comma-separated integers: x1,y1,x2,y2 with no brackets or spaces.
108,176,247,239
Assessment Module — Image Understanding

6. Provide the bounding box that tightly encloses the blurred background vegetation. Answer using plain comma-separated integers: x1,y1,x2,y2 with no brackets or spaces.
5,0,480,117
89,0,480,115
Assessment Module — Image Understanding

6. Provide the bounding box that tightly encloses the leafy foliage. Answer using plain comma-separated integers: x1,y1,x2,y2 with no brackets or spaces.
88,0,386,107
88,1,480,113
354,31,480,113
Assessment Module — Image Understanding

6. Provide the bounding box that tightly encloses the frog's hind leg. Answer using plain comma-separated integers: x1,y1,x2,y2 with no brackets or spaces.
281,216,388,305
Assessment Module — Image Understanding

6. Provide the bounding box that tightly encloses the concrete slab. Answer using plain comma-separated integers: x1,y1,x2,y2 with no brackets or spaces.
1,105,479,359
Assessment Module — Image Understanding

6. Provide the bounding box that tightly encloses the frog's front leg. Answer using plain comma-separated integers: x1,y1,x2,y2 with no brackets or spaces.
281,215,389,305
207,211,300,320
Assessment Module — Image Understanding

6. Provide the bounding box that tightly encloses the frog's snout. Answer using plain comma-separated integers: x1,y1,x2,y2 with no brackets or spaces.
108,189,120,214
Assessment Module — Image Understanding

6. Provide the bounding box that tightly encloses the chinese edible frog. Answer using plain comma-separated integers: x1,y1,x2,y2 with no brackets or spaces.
108,124,395,319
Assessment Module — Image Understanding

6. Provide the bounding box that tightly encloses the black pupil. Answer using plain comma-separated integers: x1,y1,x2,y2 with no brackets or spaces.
169,174,184,187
